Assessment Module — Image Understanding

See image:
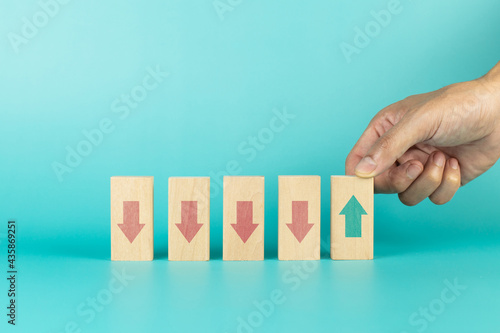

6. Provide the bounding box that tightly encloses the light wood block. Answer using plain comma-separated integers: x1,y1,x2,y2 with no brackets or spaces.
223,176,264,261
278,176,321,260
111,176,154,261
331,176,374,260
168,177,210,261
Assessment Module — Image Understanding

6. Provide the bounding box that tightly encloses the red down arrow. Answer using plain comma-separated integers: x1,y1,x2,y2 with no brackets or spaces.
231,201,258,243
176,201,203,243
286,201,314,243
118,201,145,243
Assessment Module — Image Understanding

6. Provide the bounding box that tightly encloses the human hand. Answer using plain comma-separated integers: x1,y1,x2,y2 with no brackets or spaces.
346,62,500,205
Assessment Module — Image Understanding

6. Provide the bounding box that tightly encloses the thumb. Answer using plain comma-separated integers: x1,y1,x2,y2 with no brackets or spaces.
354,113,430,178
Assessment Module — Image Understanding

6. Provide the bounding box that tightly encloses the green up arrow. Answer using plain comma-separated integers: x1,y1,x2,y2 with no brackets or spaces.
339,195,367,238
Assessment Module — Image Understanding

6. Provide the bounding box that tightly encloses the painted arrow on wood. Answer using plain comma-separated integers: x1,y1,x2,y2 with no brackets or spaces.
231,201,258,243
286,201,314,243
176,201,203,243
118,201,145,243
340,195,367,238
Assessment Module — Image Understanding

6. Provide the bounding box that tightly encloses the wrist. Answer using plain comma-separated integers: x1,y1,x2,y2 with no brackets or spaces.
482,61,500,91
476,62,500,111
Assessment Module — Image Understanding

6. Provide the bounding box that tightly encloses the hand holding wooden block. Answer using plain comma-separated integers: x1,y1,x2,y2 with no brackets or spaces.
223,176,265,261
111,176,154,261
278,176,321,260
168,177,210,261
331,176,374,260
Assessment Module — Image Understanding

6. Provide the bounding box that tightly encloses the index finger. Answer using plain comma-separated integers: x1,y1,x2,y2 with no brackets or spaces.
345,101,406,176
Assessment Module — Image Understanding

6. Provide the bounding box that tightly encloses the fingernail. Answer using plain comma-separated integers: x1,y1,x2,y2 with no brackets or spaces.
450,158,459,170
433,153,445,167
355,156,377,175
407,164,422,179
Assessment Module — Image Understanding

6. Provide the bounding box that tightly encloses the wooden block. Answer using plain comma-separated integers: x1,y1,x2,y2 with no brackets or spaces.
168,177,210,261
111,176,154,261
278,176,321,260
331,176,374,260
223,176,265,261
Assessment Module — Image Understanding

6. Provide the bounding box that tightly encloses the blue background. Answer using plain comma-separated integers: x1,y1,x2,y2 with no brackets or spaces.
1,0,500,332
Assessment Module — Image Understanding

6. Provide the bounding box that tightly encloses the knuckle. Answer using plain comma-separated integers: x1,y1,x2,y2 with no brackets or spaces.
398,193,418,206
388,170,409,193
426,172,442,186
445,173,461,187
378,135,393,151
429,195,449,205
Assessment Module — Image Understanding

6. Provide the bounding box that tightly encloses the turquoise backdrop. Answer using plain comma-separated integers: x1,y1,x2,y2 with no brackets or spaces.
1,0,500,332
